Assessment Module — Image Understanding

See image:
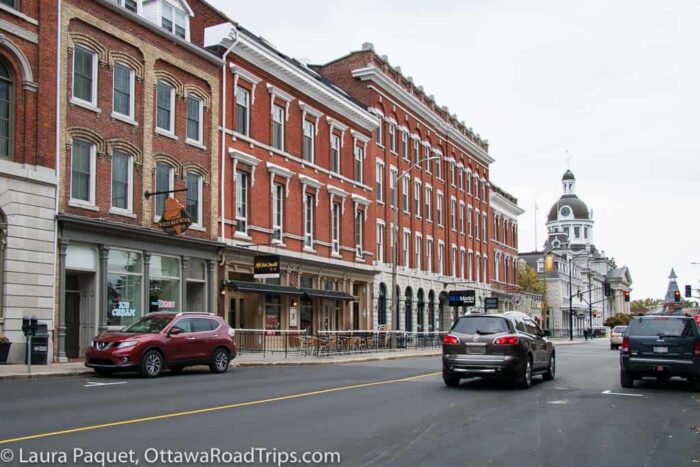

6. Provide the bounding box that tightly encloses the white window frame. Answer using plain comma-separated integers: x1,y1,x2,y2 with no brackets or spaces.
402,176,410,214
154,162,175,221
186,94,204,145
403,229,410,267
376,120,384,148
459,201,465,234
451,245,457,278
355,208,364,259
354,144,364,183
235,170,249,236
330,133,341,174
272,182,284,243
460,248,466,279
389,166,398,208
112,61,135,122
438,241,445,276
401,130,409,161
376,221,385,263
450,196,456,231
482,213,488,243
235,86,250,136
303,120,315,164
161,0,188,40
304,192,314,249
426,237,433,273
388,122,397,153
414,179,422,218
376,160,385,204
156,81,176,136
413,138,420,164
272,104,285,151
332,202,341,254
185,172,203,228
110,150,133,214
425,185,433,222
436,191,444,227
415,234,422,271
70,139,96,206
72,45,99,108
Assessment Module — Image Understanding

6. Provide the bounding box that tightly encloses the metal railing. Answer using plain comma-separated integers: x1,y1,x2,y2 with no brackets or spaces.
233,329,446,358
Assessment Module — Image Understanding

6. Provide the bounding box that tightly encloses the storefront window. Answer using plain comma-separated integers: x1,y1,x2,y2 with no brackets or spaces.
149,255,180,313
186,258,207,312
107,250,143,327
300,297,313,334
265,294,281,330
300,277,313,289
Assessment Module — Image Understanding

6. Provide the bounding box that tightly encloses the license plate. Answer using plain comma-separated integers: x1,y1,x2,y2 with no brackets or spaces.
467,346,486,355
653,346,668,354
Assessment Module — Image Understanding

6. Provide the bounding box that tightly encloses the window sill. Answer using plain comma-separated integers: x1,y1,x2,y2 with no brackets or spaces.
331,252,342,259
70,98,101,114
303,247,316,254
189,224,206,232
155,127,178,141
69,200,99,211
272,241,286,247
109,208,136,218
234,232,252,241
377,201,385,206
111,112,138,127
186,139,206,151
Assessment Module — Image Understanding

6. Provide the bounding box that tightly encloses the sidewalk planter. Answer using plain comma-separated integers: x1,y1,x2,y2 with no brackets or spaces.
0,339,11,365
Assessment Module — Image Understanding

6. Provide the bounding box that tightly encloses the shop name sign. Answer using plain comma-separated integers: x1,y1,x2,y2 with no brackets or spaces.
158,198,192,235
485,297,499,310
254,255,280,279
448,290,475,307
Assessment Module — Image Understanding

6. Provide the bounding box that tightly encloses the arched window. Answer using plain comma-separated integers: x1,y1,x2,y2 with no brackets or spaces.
394,286,401,330
0,59,14,159
417,289,425,333
428,290,436,332
404,287,413,332
378,283,387,326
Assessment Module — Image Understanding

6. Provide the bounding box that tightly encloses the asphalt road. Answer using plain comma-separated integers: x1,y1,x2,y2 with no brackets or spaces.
0,339,698,467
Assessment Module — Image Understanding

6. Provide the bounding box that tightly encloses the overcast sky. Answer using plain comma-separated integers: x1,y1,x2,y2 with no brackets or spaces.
210,0,700,300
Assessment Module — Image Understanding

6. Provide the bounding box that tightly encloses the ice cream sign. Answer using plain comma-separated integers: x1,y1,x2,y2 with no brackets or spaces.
111,301,136,317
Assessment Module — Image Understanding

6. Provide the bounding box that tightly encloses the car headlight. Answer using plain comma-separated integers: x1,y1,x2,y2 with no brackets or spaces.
115,340,137,349
89,340,95,348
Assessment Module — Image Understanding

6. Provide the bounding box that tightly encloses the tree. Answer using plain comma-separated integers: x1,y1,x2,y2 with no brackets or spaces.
630,298,662,313
518,262,544,294
604,313,633,328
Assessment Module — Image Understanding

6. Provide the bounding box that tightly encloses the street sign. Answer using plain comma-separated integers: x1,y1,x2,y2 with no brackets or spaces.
254,255,280,279
448,290,475,307
485,297,499,310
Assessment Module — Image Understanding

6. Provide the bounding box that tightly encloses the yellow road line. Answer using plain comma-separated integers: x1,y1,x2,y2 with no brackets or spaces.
0,371,440,445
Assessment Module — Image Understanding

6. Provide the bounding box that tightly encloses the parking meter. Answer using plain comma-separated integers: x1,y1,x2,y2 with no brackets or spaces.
30,316,38,336
22,316,31,336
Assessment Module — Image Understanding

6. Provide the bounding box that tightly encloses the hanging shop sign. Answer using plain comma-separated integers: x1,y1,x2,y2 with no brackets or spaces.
158,198,192,235
254,255,280,279
448,290,476,307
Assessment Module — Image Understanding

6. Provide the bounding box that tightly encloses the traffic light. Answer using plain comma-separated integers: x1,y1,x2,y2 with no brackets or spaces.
674,290,681,303
604,282,611,297
685,285,692,298
623,291,630,302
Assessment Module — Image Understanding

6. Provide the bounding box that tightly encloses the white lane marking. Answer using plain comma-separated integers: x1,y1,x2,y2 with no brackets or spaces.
602,389,643,397
84,381,127,387
547,400,569,405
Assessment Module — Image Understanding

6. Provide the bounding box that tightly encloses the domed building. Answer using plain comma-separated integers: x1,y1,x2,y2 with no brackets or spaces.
520,170,632,338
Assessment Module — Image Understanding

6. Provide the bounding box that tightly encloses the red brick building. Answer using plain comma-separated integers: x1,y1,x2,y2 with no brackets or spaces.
55,0,222,361
200,14,380,333
0,1,59,363
488,184,523,311
316,44,497,331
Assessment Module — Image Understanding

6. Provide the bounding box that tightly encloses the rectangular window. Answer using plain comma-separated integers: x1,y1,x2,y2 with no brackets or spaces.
435,156,442,179
468,208,473,237
388,123,396,153
389,168,397,208
450,163,455,186
156,81,174,133
574,226,581,239
354,145,363,183
272,183,283,242
426,239,433,273
112,63,133,118
450,198,456,230
71,139,94,203
124,0,137,12
235,87,250,135
376,163,384,203
377,223,385,263
402,177,410,213
401,131,408,160
271,104,285,150
107,250,143,327
451,247,457,277
73,46,96,104
332,203,341,254
235,170,248,234
154,162,172,218
376,121,384,147
483,214,487,241
425,187,432,221
186,173,202,225
304,193,314,248
186,96,202,143
424,146,431,172
403,231,410,267
438,243,444,276
111,150,131,211
414,181,421,217
330,133,341,174
161,2,187,39
458,169,464,190
355,210,364,258
475,213,480,240
413,139,420,164
459,203,465,234
415,236,422,271
303,120,314,163
460,250,465,278
436,192,444,226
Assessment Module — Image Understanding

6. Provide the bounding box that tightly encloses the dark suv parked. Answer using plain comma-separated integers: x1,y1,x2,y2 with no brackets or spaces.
442,311,555,389
86,312,236,377
620,315,700,390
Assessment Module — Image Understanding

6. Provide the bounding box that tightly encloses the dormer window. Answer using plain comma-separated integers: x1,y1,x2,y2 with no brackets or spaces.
111,0,138,13
161,1,187,39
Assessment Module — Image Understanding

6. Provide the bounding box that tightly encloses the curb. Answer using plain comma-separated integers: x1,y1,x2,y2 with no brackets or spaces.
0,369,93,381
234,351,441,367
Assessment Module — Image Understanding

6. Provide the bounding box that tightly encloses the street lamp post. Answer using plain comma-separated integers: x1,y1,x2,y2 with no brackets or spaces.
391,156,441,332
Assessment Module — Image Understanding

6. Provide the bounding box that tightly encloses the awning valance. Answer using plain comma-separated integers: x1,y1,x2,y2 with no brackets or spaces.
225,280,303,296
301,288,355,301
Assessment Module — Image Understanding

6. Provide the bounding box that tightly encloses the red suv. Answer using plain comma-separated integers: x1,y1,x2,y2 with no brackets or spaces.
85,312,236,377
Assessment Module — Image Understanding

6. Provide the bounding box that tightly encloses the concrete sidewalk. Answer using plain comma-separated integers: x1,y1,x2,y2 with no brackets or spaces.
0,338,595,380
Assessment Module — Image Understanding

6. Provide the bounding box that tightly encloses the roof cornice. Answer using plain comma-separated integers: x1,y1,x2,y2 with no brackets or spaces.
490,191,525,217
226,34,379,132
351,64,494,165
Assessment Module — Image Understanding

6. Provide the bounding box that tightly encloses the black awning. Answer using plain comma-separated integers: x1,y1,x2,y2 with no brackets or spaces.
301,288,355,301
225,280,303,296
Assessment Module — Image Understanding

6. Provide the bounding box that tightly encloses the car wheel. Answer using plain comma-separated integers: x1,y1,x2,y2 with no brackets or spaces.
620,369,634,388
210,348,230,374
543,353,555,381
443,370,461,387
518,357,533,389
93,368,113,376
140,350,163,378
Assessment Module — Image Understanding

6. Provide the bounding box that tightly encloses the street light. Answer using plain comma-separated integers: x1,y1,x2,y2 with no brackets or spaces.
391,156,442,332
545,249,589,341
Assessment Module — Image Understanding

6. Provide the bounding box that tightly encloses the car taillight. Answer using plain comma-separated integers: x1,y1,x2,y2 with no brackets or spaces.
493,335,519,345
442,335,459,345
622,337,630,352
694,340,700,356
